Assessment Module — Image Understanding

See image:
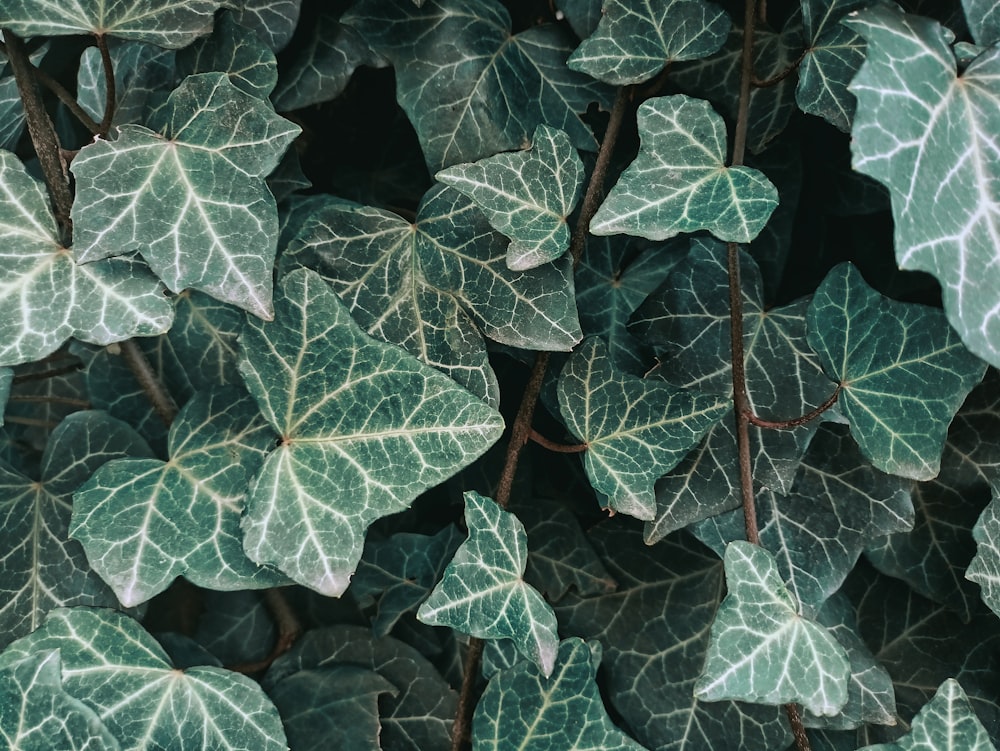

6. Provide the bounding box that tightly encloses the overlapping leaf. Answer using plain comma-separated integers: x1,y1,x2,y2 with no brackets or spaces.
473,638,648,750
342,0,614,170
283,184,581,406
968,483,1000,618
0,45,44,151
71,386,287,608
567,0,730,85
436,124,583,271
194,591,276,666
0,607,287,751
234,0,302,52
694,541,851,716
0,0,223,48
846,3,1000,367
71,72,301,319
590,95,779,242
859,679,996,751
417,492,559,676
0,411,152,649
0,150,174,367
77,41,176,128
239,269,504,596
807,262,987,480
557,337,728,520
176,11,278,100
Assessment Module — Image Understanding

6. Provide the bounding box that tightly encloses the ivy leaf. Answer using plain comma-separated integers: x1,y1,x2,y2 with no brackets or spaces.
176,11,278,100
967,483,1000,618
436,124,584,271
417,492,559,676
233,0,303,52
590,95,779,243
194,591,276,666
0,368,11,425
77,40,176,128
963,0,1000,46
567,0,730,85
473,638,648,750
239,269,504,596
71,386,287,608
342,0,613,170
283,184,582,406
0,650,121,751
71,72,301,319
859,679,996,751
0,0,224,48
0,607,287,750
846,3,1000,368
555,0,603,39
1,411,153,649
807,262,987,480
694,541,851,717
557,337,728,521
0,150,174,368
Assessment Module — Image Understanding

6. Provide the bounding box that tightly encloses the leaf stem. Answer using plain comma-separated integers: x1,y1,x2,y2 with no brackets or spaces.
752,49,807,89
745,384,841,429
785,704,811,750
11,362,82,385
117,339,179,427
528,428,587,453
8,395,90,408
227,588,302,675
450,638,484,751
2,30,73,237
95,34,116,137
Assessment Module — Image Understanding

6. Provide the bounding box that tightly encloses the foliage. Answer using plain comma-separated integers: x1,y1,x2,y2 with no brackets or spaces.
0,0,998,750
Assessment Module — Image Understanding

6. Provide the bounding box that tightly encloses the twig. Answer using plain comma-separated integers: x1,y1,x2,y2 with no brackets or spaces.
745,384,841,430
8,395,90,408
785,704,811,751
95,34,116,136
529,429,587,453
12,362,83,385
117,339,178,427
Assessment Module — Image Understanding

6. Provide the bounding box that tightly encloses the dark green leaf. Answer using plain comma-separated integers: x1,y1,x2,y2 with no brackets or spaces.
176,11,278,100
234,0,302,52
77,41,176,128
194,591,276,666
967,482,1000,617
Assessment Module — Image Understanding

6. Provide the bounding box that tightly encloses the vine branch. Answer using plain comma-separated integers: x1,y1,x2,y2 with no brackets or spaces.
745,384,841,430
95,34,116,137
227,588,302,675
528,429,587,453
117,340,179,427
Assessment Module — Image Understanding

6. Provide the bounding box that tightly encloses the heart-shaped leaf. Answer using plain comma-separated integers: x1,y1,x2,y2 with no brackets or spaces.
436,124,584,271
557,337,728,520
846,3,1000,368
590,95,779,242
239,269,504,596
418,492,559,676
967,482,1000,618
567,0,730,85
71,72,301,319
807,262,987,480
473,638,649,750
694,541,851,717
0,607,287,751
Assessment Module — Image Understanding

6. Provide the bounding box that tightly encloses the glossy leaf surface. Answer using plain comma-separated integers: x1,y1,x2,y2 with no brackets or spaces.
968,483,1000,617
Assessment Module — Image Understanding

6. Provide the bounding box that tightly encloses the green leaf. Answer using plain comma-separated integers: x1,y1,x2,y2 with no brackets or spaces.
194,591,276,666
283,184,582,406
0,650,121,751
77,41,176,128
473,638,648,750
694,541,851,717
0,368,10,425
557,337,728,520
807,262,987,480
555,0,603,39
0,607,287,751
0,0,224,48
71,72,301,319
590,95,779,243
567,0,730,85
0,44,45,151
71,386,286,608
846,3,1000,368
0,150,174,367
859,679,996,751
796,6,866,132
176,11,278,100
962,0,1000,47
436,124,584,271
0,411,153,649
417,492,559,676
234,0,302,52
967,482,1000,617
264,625,457,751
342,0,614,170
238,269,504,596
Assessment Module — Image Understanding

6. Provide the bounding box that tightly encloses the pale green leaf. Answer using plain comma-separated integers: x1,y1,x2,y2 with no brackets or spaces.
342,0,613,170
962,0,1000,47
77,41,176,128
436,124,584,271
176,11,278,100
0,650,121,751
473,638,648,751
0,0,223,48
859,679,996,751
557,337,728,520
417,492,559,676
0,607,287,751
234,0,302,51
239,269,504,596
283,184,582,406
590,95,779,242
0,150,174,367
967,483,1000,617
71,386,287,608
694,541,851,717
807,262,987,480
567,0,730,85
846,3,1000,367
71,72,301,319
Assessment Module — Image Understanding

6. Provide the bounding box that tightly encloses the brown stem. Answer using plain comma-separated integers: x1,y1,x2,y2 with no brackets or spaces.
752,49,807,89
227,588,302,675
746,384,841,430
11,362,83,385
2,30,73,236
529,428,587,453
785,704,811,751
3,415,60,429
8,395,90,408
449,638,484,751
95,34,116,136
117,339,178,427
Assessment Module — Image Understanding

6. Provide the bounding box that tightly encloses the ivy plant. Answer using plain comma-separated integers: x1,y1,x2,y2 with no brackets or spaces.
0,0,999,750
